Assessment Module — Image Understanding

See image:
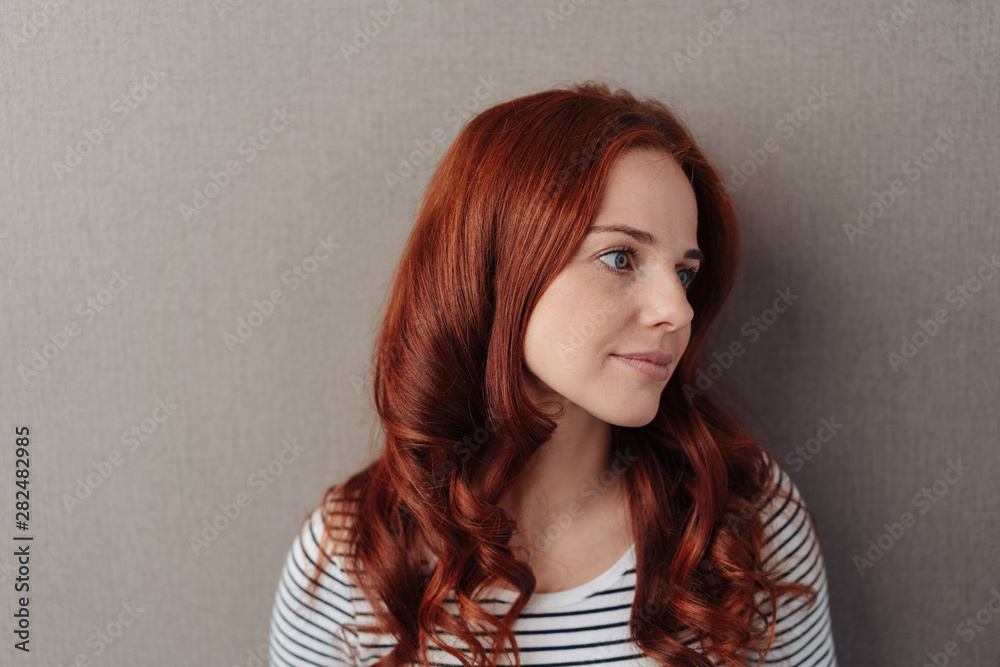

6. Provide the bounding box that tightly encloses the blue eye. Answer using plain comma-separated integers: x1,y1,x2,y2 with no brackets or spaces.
597,245,701,291
597,247,636,272
678,266,700,290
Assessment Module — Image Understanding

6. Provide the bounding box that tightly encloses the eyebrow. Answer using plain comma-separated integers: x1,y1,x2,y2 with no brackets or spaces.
587,224,705,262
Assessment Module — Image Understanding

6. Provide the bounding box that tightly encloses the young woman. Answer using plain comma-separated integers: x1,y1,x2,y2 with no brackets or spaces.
268,81,838,666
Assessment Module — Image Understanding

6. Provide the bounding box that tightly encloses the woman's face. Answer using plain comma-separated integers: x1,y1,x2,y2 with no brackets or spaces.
523,148,702,428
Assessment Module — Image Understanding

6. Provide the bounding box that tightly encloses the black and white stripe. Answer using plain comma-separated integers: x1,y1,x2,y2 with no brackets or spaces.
269,455,838,666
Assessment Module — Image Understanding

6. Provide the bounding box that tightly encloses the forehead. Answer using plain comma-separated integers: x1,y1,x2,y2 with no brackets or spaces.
589,149,699,243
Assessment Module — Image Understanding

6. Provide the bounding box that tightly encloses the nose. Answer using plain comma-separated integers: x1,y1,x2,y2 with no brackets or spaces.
635,264,694,331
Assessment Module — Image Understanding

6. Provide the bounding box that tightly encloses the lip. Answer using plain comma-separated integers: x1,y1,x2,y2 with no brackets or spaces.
611,351,673,381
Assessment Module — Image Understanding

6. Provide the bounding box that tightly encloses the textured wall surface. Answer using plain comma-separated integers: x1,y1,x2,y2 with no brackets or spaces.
1,1,998,665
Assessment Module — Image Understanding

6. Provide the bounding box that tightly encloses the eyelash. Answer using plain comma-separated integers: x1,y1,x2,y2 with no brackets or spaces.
596,245,701,290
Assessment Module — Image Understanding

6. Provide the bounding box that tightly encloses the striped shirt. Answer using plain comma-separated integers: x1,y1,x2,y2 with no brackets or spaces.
269,456,838,666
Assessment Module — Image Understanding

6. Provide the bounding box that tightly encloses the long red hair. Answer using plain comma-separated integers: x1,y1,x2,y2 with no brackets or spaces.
306,81,817,666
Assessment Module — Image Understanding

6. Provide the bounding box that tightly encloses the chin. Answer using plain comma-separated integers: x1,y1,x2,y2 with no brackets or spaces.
617,413,658,429
599,403,660,429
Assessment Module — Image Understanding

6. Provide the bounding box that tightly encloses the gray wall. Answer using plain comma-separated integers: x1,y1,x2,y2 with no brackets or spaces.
2,1,997,665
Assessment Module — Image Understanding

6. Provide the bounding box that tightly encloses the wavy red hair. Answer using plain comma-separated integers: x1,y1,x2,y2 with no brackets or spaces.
305,80,818,666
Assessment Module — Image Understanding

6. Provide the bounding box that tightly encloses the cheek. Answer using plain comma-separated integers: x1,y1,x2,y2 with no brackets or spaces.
526,270,621,360
678,329,693,355
531,277,586,331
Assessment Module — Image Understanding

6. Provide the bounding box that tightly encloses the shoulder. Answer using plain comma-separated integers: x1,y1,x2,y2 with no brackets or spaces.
746,452,840,666
277,499,357,613
753,450,817,573
319,484,360,552
268,490,362,666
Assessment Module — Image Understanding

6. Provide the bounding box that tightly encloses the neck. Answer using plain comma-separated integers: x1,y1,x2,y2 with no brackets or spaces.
496,402,629,555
